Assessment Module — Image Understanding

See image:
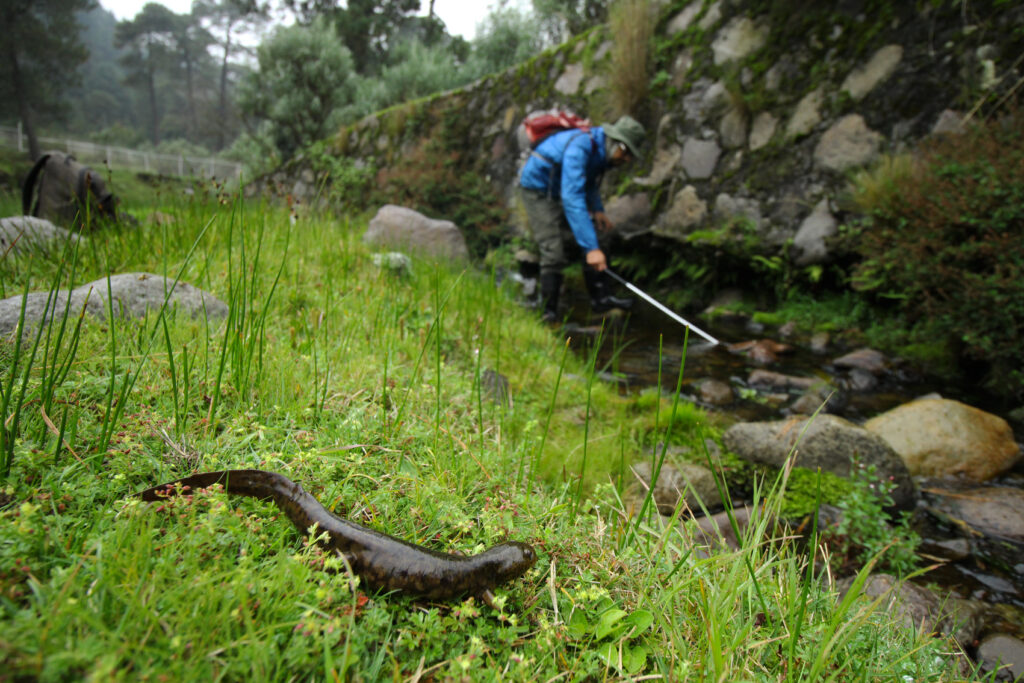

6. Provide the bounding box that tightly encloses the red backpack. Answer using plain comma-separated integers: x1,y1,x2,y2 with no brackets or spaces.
523,111,591,148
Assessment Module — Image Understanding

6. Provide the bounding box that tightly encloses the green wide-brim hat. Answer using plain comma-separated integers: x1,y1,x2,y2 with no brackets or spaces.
603,115,645,158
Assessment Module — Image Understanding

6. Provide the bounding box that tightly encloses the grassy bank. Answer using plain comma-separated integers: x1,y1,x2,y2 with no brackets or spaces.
1,189,970,680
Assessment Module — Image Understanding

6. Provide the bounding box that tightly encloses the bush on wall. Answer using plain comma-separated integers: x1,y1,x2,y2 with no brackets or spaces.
848,109,1024,395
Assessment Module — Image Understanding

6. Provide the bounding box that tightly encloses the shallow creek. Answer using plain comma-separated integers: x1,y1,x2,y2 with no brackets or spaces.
562,299,1024,634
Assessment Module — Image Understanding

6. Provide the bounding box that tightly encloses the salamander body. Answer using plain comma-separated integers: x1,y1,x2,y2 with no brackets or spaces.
137,469,536,601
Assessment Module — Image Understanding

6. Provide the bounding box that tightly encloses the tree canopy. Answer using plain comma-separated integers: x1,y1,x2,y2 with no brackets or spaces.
237,18,356,160
0,0,562,168
0,0,94,159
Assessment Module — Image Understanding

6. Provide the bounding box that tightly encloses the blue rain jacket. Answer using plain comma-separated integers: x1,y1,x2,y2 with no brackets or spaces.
519,126,608,252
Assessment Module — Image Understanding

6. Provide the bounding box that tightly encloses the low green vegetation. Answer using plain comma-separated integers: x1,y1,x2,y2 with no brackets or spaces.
846,108,1024,396
0,186,972,680
823,460,920,578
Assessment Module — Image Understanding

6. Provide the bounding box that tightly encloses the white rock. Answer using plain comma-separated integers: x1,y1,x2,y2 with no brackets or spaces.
712,16,769,65
682,138,722,179
792,199,838,265
748,112,778,150
786,89,824,139
814,114,883,172
840,44,904,101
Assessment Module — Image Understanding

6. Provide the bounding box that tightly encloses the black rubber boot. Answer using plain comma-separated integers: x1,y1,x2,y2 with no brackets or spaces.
584,267,634,313
539,272,563,322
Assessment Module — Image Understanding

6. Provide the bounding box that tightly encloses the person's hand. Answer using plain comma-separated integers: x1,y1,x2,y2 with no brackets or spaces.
593,211,614,233
586,249,607,272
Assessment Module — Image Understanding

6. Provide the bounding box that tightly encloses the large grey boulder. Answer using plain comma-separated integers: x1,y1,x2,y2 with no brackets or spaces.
363,205,469,261
724,414,915,507
635,145,681,186
748,112,778,151
865,399,1020,480
0,273,228,338
786,89,824,139
0,216,83,257
554,63,584,95
714,194,763,230
681,138,722,180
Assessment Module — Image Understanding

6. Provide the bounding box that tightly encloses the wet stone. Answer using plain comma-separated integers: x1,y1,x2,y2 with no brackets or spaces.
699,378,734,405
846,368,879,392
627,460,722,515
978,635,1024,681
809,331,830,353
924,487,1024,542
833,348,888,374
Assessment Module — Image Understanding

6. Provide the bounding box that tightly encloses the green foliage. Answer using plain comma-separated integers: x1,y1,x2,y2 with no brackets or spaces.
824,459,920,577
237,19,357,160
0,0,92,157
346,40,468,119
307,143,375,211
848,110,1024,395
465,5,547,78
779,468,852,518
287,0,424,76
114,3,182,146
566,596,654,676
0,189,968,680
532,0,611,42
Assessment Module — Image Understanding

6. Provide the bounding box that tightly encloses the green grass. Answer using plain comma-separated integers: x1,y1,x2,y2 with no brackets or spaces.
0,190,974,680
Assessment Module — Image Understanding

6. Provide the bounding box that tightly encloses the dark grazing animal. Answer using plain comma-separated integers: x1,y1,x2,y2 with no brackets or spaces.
22,151,117,229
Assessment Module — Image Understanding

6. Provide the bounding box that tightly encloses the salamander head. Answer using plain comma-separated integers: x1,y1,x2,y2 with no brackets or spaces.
479,541,537,582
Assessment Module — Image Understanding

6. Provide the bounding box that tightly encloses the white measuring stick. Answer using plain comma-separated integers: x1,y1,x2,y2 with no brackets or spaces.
605,269,720,345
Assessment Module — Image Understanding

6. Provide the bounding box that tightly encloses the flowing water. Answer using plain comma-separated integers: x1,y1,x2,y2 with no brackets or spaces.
561,296,1024,633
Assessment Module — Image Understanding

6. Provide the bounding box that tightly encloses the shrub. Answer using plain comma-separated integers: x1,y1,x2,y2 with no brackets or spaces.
822,459,919,577
607,0,655,117
848,109,1024,395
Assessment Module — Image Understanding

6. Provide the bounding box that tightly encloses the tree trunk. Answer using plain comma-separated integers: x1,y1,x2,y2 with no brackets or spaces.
216,23,233,151
147,64,160,146
184,43,197,141
7,45,40,160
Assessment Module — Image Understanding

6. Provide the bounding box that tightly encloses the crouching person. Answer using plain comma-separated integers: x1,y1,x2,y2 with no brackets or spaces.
518,115,644,322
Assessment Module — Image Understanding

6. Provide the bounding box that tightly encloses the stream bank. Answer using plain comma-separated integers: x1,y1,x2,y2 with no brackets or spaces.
557,293,1024,668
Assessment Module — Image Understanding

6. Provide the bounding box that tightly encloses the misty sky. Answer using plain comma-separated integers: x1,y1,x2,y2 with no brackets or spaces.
97,0,519,40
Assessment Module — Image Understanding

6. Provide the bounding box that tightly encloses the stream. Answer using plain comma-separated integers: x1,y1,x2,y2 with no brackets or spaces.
559,295,1024,640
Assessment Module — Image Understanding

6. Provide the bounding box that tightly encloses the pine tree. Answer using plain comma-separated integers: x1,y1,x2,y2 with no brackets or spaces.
0,0,93,159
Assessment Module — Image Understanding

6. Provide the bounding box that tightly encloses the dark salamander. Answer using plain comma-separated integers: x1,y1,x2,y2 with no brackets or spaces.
137,469,536,603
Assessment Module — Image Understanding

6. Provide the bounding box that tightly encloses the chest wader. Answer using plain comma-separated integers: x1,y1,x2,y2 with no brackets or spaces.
540,271,563,322
583,267,634,313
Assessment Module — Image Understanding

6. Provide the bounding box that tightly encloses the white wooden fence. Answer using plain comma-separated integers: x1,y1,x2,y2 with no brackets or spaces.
0,123,242,181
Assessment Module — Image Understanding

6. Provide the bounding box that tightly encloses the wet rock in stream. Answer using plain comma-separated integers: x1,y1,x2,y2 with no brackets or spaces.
977,634,1024,681
697,378,733,405
866,399,1021,480
723,414,916,508
923,486,1024,543
832,348,888,375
